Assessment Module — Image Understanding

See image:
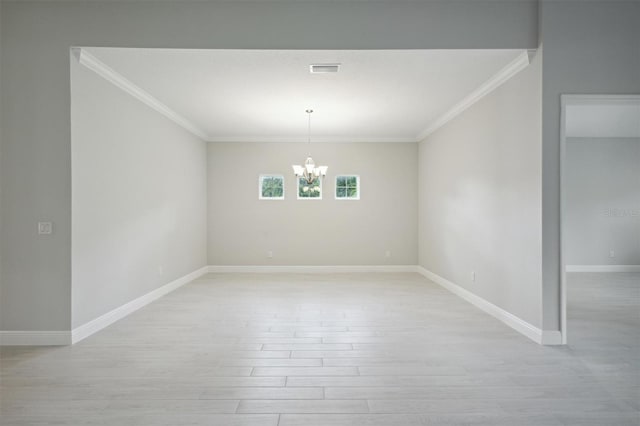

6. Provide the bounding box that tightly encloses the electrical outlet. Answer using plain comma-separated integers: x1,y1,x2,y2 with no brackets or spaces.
37,222,53,235
267,251,273,259
385,250,391,258
609,250,615,258
471,271,476,282
158,265,164,276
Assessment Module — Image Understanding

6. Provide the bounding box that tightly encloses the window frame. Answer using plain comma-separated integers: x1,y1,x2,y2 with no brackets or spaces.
258,174,285,200
296,177,323,200
335,175,360,200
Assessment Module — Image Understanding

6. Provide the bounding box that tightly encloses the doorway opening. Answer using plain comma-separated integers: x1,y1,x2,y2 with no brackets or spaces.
560,94,640,345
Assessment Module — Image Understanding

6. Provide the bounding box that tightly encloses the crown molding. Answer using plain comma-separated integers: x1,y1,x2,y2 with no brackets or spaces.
416,49,535,142
75,47,209,141
75,47,537,145
205,136,418,143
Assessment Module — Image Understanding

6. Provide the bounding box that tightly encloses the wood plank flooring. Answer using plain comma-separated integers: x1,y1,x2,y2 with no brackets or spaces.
1,272,638,425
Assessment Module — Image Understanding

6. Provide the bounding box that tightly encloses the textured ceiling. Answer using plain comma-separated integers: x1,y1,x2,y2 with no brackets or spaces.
86,47,525,142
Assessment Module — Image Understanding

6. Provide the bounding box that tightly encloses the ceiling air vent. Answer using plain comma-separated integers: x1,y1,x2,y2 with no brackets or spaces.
310,64,340,74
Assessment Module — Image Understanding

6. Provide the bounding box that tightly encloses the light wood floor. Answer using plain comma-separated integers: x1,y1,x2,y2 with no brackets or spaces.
1,272,638,425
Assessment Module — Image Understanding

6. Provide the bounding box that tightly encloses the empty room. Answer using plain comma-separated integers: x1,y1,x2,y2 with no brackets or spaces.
1,1,639,425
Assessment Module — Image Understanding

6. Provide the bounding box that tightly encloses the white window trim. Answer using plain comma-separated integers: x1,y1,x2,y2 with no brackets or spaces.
296,177,323,200
335,175,360,200
258,174,285,200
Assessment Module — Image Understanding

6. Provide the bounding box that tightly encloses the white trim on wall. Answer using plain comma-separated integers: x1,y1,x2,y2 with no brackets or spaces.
74,48,209,141
207,136,419,144
0,331,72,346
560,94,568,345
74,47,536,145
2,266,565,346
1,266,208,346
416,50,535,141
566,265,640,273
208,265,418,273
70,266,209,344
416,266,562,345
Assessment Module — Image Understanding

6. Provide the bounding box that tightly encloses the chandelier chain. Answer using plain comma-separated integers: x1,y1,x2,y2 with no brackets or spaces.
292,108,326,187
306,109,313,150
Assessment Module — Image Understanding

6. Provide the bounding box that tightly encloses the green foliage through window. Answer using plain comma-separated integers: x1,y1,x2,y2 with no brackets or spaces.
336,175,359,199
298,178,321,199
260,175,284,199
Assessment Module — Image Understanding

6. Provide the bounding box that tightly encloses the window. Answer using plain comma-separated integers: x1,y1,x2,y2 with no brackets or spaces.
259,175,284,200
335,175,360,200
297,177,322,199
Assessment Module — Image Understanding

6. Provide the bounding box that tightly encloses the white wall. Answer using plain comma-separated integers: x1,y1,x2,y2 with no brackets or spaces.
418,52,542,327
0,0,538,333
539,0,640,331
70,56,207,328
208,142,417,266
565,138,640,267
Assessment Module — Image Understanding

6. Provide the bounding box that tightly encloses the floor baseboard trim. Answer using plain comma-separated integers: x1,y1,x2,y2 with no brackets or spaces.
70,266,209,344
566,265,640,273
416,266,560,346
0,331,72,346
540,330,563,345
208,265,419,273
3,266,566,346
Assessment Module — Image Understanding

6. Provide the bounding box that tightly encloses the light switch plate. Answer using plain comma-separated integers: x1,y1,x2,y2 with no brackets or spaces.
38,222,53,235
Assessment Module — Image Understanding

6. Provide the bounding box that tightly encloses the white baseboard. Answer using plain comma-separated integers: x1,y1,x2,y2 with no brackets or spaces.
0,331,72,346
70,266,209,344
540,330,563,345
566,265,640,273
208,265,419,273
2,265,564,347
1,266,209,346
416,266,561,346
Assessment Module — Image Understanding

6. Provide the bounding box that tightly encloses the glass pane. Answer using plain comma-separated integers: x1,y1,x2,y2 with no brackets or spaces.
336,187,346,198
298,178,308,197
262,176,283,198
347,187,358,198
299,178,321,198
336,176,347,187
347,176,357,187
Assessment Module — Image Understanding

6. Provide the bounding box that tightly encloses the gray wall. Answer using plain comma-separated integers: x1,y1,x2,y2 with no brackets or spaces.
565,138,640,267
418,52,542,327
0,1,3,323
208,143,417,266
540,0,640,331
2,0,637,340
0,0,538,332
70,55,207,328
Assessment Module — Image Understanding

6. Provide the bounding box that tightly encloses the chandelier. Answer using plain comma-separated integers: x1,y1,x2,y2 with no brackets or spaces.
292,109,327,187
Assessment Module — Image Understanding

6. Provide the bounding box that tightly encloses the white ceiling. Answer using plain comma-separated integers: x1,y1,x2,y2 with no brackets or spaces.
84,47,526,142
566,102,640,139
